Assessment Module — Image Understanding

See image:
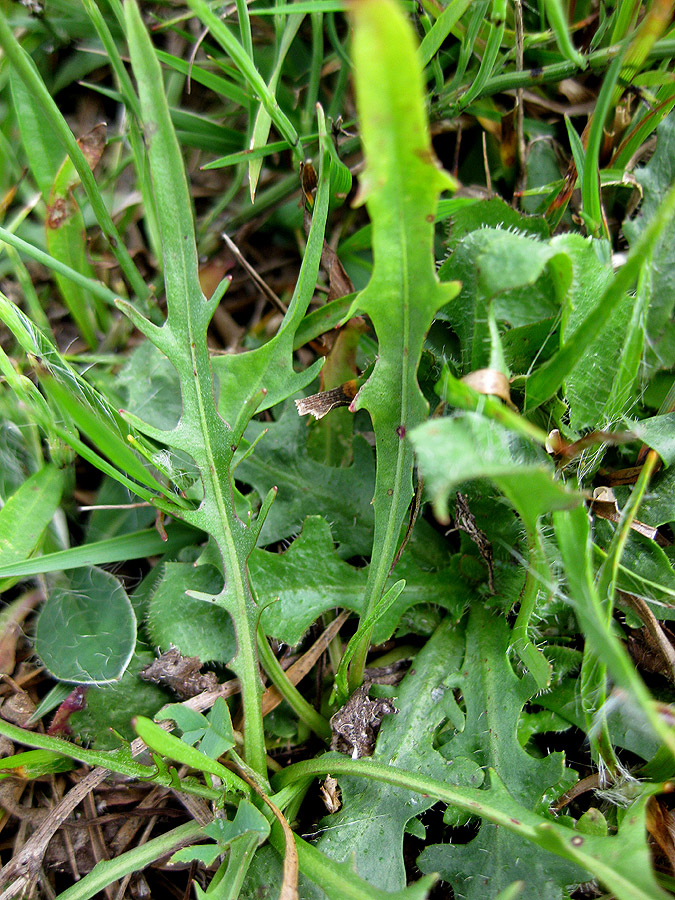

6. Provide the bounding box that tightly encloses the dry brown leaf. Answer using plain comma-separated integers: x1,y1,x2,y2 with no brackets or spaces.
461,368,515,408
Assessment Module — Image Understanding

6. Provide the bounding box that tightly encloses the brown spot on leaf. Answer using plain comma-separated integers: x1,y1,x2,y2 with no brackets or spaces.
46,196,70,229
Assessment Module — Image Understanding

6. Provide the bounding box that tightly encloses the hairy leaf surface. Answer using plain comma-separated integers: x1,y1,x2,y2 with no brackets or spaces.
314,619,470,892
250,516,468,645
417,607,585,899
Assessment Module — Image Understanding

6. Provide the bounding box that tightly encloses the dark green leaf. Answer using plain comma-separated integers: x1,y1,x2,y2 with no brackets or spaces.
237,403,375,557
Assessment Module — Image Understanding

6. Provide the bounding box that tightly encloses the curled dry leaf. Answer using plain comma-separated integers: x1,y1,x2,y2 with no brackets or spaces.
546,428,638,463
461,368,516,409
78,123,107,171
319,775,342,814
646,795,675,874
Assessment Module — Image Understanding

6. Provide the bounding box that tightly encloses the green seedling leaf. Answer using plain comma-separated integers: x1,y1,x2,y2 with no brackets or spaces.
133,715,246,797
199,698,236,760
35,566,136,684
333,578,406,703
525,176,675,411
315,619,473,892
341,0,460,685
418,0,472,67
172,798,270,867
418,607,582,899
543,0,585,69
250,516,469,646
158,697,236,759
205,799,270,844
176,799,272,900
564,116,586,196
248,14,304,201
0,464,64,571
157,705,210,742
555,234,631,430
410,412,582,531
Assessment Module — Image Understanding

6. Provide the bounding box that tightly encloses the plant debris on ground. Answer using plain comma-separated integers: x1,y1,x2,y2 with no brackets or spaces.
0,1,675,898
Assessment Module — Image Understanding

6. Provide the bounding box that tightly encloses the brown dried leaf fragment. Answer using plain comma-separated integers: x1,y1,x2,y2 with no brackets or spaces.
591,486,659,541
455,491,495,593
330,683,397,759
320,237,354,302
461,368,515,409
140,648,219,700
295,380,358,420
647,795,675,874
547,428,639,464
319,775,342,814
78,123,106,171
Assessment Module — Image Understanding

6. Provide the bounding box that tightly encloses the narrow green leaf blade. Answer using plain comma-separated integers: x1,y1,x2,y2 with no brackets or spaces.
344,0,459,678
0,524,197,579
0,464,64,568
